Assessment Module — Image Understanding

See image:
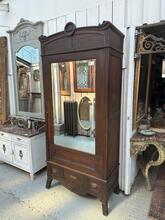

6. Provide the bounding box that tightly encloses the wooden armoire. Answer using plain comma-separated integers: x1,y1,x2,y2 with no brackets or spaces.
40,21,124,215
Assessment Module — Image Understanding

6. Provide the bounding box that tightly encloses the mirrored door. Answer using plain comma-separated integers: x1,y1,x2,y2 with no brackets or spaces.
51,59,96,155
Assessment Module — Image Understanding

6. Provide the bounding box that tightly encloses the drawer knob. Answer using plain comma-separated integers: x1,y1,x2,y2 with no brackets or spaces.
19,150,23,160
2,144,6,153
1,133,4,136
17,138,22,141
90,182,98,189
70,175,77,180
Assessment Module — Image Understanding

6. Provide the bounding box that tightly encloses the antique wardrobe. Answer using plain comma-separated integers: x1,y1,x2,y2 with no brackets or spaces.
40,21,124,215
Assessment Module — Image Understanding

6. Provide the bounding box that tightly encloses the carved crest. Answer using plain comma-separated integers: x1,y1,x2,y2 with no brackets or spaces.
139,33,165,54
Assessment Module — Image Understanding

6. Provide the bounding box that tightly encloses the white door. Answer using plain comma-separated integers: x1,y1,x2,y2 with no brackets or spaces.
0,140,12,162
12,143,29,170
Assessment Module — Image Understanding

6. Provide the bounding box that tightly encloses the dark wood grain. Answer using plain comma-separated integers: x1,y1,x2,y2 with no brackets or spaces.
40,21,124,216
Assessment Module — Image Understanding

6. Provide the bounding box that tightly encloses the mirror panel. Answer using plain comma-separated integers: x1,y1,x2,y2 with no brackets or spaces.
8,19,43,118
51,59,96,155
16,46,41,113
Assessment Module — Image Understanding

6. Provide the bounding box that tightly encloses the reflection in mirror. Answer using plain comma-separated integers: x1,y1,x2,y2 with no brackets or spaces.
16,46,41,113
78,96,91,130
74,60,95,92
51,60,96,155
59,62,70,96
136,55,149,122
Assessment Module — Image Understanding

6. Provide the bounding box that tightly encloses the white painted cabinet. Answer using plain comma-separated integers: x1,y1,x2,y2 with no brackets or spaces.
0,131,46,180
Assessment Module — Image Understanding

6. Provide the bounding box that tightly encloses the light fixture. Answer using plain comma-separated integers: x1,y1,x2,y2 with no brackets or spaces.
0,3,9,12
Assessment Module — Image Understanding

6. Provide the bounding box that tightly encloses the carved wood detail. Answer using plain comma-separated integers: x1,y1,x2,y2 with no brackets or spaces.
0,37,8,124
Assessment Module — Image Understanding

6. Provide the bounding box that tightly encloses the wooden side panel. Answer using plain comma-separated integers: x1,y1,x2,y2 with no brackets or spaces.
0,37,8,124
107,53,122,177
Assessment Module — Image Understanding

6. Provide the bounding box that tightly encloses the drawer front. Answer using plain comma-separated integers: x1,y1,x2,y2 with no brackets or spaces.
13,143,29,169
0,140,12,162
51,165,64,179
87,178,102,196
0,132,11,141
64,169,86,191
12,135,30,145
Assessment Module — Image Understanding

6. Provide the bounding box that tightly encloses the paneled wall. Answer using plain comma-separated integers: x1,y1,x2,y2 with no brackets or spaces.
45,0,126,36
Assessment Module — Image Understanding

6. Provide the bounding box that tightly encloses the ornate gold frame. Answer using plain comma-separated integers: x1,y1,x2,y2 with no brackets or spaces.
59,62,71,96
132,31,165,129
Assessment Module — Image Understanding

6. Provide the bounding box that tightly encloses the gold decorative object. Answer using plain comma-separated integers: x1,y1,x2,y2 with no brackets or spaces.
131,133,165,191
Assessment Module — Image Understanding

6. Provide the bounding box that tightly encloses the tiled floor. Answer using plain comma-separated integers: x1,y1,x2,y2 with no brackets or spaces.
0,163,155,220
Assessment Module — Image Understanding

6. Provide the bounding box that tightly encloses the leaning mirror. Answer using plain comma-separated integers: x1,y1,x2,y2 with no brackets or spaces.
8,19,44,118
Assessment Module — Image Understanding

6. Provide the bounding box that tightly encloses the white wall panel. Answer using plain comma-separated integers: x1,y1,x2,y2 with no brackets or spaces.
126,0,143,27
46,19,57,35
142,0,160,24
0,27,8,36
86,5,99,25
160,0,165,21
66,13,76,24
75,9,87,27
99,0,113,24
56,16,66,32
113,0,125,32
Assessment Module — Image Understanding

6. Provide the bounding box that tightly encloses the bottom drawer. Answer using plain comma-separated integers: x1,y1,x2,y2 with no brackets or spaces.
87,177,102,196
63,169,86,194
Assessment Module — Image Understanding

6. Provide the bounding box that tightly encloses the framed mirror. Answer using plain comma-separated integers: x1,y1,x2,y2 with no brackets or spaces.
133,54,152,128
73,60,95,92
59,62,70,96
8,19,44,118
51,59,96,155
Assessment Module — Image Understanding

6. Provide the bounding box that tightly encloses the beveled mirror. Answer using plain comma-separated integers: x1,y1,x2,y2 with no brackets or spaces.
8,19,44,118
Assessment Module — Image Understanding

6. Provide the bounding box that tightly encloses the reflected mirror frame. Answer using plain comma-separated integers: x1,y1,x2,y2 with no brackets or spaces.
78,96,92,130
59,62,71,96
73,60,96,93
8,19,44,118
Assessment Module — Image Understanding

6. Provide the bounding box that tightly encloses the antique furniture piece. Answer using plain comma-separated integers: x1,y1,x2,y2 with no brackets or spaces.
8,18,44,118
130,132,165,191
0,19,47,179
0,37,8,124
40,21,124,215
59,62,71,96
0,119,46,180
